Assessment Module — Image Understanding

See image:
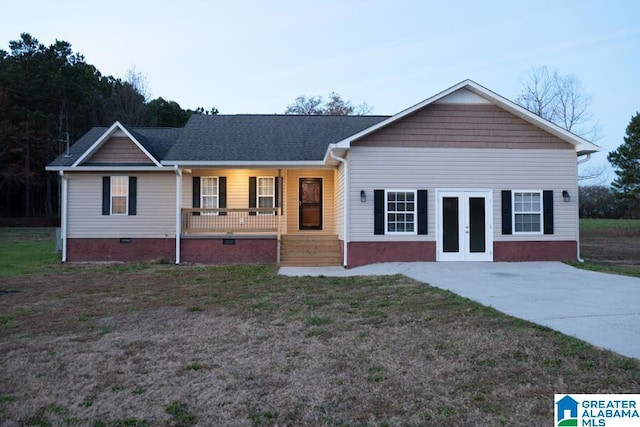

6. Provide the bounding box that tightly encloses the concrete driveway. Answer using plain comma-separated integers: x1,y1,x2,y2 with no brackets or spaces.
279,262,640,359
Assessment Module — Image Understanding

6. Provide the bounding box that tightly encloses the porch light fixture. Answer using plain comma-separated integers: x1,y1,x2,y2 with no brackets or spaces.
360,190,366,203
562,190,571,202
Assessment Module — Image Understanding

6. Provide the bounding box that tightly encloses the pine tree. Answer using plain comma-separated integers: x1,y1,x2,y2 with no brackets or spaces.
608,113,640,205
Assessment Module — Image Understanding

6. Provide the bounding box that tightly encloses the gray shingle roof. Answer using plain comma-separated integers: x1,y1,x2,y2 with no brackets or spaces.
164,114,389,162
48,127,182,167
48,114,389,167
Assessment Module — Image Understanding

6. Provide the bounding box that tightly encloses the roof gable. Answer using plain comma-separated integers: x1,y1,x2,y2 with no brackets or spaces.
81,134,156,165
47,124,181,169
353,102,572,149
72,122,162,167
334,80,599,155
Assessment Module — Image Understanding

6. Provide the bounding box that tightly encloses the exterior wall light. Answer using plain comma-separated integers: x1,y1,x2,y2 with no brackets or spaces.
562,190,571,202
360,190,366,203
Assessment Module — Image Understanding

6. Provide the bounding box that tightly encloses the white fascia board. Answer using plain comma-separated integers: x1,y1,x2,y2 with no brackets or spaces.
71,121,162,167
333,79,600,154
161,161,327,167
323,145,348,163
46,166,174,172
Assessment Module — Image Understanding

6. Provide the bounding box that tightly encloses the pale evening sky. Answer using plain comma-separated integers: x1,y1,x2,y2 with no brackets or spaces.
1,0,638,182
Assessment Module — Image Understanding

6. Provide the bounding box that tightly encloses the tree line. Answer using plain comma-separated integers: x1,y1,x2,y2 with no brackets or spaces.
0,33,213,219
1,34,638,221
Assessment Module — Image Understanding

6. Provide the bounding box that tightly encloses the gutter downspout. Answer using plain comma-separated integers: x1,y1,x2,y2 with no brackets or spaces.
59,171,68,263
329,146,348,268
575,153,592,263
174,165,182,264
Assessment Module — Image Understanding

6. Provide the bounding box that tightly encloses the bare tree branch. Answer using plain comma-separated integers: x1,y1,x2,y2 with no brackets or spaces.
516,66,601,142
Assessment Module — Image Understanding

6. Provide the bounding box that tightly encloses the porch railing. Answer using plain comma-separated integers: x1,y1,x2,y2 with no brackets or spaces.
181,208,281,234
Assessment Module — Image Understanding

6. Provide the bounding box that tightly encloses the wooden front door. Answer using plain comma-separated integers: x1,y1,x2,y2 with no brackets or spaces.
299,178,322,230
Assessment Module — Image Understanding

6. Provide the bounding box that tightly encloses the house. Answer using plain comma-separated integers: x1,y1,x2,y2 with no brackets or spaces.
556,395,579,422
46,80,599,267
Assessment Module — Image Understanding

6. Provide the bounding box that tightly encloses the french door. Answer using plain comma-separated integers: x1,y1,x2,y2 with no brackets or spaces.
437,190,493,261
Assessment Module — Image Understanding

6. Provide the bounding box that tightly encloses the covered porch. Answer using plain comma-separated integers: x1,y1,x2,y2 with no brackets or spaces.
175,168,343,266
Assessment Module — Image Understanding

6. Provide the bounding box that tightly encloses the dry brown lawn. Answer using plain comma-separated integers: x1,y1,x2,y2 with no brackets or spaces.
1,262,639,426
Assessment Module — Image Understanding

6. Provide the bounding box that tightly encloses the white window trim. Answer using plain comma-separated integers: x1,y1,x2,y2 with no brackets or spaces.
257,176,275,215
110,176,128,215
512,190,543,235
385,189,417,235
201,176,219,214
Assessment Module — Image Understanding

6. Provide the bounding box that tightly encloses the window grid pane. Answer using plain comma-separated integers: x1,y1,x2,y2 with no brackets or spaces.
111,176,128,214
257,177,275,213
386,190,416,233
201,177,218,211
514,191,541,232
258,178,274,196
201,177,218,197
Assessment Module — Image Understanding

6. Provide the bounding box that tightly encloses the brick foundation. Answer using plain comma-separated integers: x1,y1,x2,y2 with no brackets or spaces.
181,238,277,264
493,241,577,261
67,238,175,262
348,241,436,268
67,237,278,264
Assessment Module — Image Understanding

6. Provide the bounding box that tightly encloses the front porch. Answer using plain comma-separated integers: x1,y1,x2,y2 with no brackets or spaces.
175,167,343,266
179,205,342,267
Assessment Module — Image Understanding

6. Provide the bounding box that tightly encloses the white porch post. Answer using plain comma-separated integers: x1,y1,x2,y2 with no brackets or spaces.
175,166,182,264
59,171,68,263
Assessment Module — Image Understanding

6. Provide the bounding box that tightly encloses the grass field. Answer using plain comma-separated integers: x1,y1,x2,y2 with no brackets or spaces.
1,228,639,425
0,228,59,277
580,218,640,232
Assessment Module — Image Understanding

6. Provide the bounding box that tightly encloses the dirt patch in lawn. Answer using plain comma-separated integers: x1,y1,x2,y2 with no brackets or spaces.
580,227,640,268
1,264,639,426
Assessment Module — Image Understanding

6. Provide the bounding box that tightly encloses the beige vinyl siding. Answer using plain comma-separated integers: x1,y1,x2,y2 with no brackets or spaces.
354,104,571,149
349,147,578,242
334,161,346,240
67,172,175,238
181,169,280,209
84,137,155,164
285,169,336,235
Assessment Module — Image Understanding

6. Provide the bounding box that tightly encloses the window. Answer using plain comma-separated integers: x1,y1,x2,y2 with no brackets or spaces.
111,176,128,215
386,190,416,234
103,176,136,216
257,177,275,213
201,177,218,210
513,191,542,233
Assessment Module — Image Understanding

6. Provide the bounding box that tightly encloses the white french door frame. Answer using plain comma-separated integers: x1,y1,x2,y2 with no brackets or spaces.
436,189,493,261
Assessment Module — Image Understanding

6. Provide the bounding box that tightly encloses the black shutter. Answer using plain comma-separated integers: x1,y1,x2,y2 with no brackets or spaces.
218,177,227,216
274,177,281,215
249,176,257,216
128,176,137,215
102,176,111,215
543,190,554,235
417,189,428,235
192,177,200,216
374,189,385,235
501,190,512,235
